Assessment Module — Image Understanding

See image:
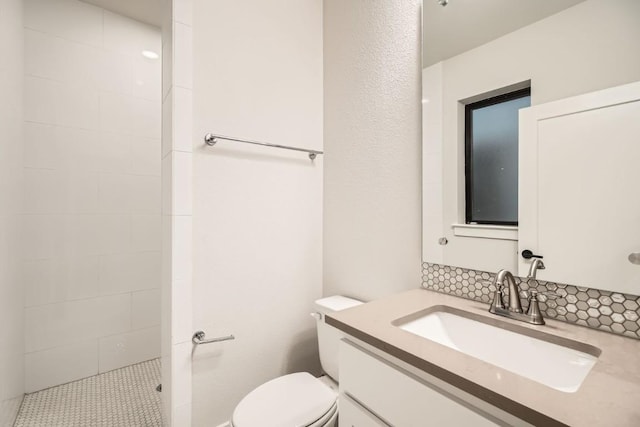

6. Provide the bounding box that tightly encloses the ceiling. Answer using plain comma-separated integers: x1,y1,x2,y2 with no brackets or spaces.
82,0,587,65
423,0,587,67
81,0,162,27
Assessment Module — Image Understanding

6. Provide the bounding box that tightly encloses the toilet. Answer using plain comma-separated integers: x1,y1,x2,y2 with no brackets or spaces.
231,295,363,427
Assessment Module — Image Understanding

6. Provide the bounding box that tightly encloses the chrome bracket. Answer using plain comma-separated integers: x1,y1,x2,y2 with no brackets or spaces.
192,330,235,345
204,133,217,146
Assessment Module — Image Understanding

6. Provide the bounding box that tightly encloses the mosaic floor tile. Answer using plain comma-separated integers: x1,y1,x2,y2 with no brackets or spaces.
15,359,162,427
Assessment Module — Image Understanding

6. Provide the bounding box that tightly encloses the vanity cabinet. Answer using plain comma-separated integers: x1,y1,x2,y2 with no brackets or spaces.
339,339,499,427
339,394,387,427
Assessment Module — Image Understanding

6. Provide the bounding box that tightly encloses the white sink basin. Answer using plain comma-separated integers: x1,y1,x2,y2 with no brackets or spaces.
393,306,600,393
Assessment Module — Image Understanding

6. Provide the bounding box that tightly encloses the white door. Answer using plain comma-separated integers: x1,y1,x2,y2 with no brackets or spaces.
519,81,640,294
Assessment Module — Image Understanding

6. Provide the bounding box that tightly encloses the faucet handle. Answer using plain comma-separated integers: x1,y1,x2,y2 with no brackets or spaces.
526,289,560,301
526,291,545,325
489,283,506,312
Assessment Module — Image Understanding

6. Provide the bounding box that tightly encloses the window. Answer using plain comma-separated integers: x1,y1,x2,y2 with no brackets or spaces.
465,88,531,225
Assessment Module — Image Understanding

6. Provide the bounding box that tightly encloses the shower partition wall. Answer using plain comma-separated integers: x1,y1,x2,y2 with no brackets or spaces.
22,0,162,393
0,0,25,425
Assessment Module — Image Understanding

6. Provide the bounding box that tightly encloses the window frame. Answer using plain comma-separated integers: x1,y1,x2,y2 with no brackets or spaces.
464,87,531,226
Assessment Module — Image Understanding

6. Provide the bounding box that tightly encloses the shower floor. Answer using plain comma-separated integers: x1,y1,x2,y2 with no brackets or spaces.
14,359,162,427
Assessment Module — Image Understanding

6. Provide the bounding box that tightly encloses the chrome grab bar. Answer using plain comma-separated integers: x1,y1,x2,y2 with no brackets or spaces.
204,133,323,160
192,330,235,345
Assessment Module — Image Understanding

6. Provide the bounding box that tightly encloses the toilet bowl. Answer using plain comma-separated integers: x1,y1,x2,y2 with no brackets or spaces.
230,296,363,427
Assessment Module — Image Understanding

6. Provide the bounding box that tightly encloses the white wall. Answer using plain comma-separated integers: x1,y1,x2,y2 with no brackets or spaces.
424,0,640,273
160,0,195,424
22,0,161,392
191,0,323,424
0,0,24,424
323,0,423,301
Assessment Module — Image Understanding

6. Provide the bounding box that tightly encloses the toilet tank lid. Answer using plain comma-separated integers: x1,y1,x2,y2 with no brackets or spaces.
314,295,363,312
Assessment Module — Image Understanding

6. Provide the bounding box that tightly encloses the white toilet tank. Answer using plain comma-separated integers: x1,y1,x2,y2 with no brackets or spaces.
313,296,363,381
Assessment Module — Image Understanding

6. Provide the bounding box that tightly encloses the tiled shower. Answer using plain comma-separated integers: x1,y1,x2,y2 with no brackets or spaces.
1,0,163,424
23,0,162,391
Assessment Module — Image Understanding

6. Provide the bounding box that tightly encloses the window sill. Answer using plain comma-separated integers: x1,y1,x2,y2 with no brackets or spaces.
451,223,518,241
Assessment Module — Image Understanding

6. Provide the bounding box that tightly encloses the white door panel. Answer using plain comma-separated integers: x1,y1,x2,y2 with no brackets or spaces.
519,81,640,294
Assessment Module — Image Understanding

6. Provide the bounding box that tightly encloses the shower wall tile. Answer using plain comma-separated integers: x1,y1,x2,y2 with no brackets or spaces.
167,152,192,216
161,0,194,420
133,56,163,102
173,402,193,427
162,153,174,215
24,0,103,47
21,215,61,259
97,92,130,134
59,172,101,214
1,0,25,418
98,173,133,213
161,90,173,157
132,290,161,330
24,28,133,95
172,278,192,345
59,128,104,171
161,31,172,103
170,341,192,408
22,0,162,391
132,215,162,252
90,215,132,255
24,29,67,81
23,126,102,172
24,76,100,129
131,138,162,176
23,123,60,169
100,49,135,96
170,216,192,283
98,252,161,295
172,87,193,152
25,293,131,353
103,10,161,58
174,23,193,89
174,0,193,26
95,132,134,174
23,169,100,214
22,168,59,213
99,92,161,138
23,257,100,307
25,340,99,393
98,326,160,373
130,175,162,214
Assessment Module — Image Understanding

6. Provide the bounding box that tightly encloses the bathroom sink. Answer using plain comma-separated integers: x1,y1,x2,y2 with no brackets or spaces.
392,306,600,393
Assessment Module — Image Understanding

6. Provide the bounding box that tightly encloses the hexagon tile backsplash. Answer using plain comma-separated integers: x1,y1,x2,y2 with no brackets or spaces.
422,262,640,340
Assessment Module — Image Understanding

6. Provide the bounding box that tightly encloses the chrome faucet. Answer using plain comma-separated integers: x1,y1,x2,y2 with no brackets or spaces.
527,258,545,279
489,269,545,325
496,269,522,313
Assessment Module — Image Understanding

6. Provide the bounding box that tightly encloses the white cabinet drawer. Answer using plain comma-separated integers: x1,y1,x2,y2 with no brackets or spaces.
339,339,498,427
339,393,389,427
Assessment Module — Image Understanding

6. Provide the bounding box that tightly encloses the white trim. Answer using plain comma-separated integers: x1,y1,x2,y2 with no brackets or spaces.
451,224,518,241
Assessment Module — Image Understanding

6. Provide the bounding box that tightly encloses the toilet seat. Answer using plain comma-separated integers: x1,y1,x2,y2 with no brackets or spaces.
231,372,338,427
